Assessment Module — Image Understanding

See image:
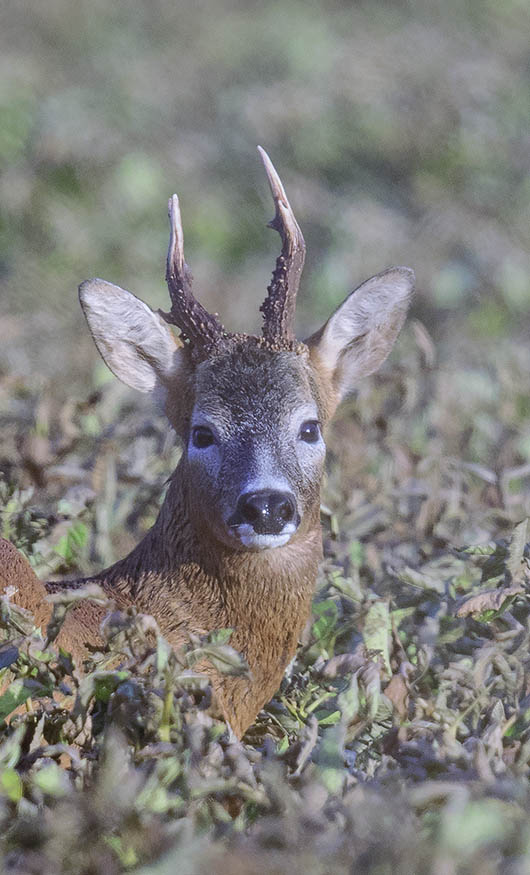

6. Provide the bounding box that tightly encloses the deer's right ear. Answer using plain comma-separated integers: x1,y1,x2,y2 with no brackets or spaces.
307,267,415,404
79,279,184,393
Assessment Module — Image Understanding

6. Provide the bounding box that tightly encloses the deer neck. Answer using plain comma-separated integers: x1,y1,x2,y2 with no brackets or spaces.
93,457,322,645
76,459,322,735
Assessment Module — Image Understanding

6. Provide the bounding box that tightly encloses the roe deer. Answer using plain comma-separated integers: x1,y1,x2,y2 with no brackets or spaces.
0,149,414,737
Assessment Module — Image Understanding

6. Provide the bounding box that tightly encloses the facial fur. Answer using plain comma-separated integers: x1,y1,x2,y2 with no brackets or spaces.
181,341,328,551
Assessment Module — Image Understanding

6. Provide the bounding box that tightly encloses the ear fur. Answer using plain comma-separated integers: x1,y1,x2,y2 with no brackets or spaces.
79,278,184,393
307,267,415,403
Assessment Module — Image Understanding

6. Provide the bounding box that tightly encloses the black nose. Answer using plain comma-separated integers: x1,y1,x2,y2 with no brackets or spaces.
236,490,297,535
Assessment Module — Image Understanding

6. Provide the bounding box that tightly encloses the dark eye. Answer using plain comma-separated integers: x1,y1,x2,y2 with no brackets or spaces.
191,426,215,449
299,420,321,443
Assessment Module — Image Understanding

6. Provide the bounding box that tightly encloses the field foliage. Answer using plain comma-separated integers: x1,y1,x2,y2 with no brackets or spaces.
2,337,530,873
1,0,530,871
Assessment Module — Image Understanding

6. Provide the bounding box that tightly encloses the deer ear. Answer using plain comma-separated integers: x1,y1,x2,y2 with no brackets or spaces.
79,279,184,393
307,267,415,402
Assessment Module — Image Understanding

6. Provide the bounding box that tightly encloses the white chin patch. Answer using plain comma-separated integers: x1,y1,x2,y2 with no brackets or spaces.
234,523,297,551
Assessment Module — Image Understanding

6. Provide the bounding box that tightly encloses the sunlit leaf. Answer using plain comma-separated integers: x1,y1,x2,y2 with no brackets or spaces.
363,599,391,676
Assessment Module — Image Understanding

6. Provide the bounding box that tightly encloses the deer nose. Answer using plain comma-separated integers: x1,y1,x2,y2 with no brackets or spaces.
237,490,297,535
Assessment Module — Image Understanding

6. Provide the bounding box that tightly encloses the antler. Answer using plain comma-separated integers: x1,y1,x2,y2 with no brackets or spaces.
161,152,305,356
258,147,306,344
160,194,225,357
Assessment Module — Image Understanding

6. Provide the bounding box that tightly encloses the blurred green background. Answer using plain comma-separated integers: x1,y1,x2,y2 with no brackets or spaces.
1,0,529,389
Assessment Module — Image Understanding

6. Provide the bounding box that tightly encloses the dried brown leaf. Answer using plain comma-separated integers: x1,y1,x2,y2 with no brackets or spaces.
384,665,413,720
456,579,525,617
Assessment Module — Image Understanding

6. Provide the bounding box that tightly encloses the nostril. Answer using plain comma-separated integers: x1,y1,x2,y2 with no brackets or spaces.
276,496,295,522
241,497,260,524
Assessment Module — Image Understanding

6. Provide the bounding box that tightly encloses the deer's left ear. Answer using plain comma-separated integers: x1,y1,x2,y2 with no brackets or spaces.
306,267,415,403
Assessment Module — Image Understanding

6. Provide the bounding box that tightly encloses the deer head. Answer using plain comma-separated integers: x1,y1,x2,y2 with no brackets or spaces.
79,149,414,553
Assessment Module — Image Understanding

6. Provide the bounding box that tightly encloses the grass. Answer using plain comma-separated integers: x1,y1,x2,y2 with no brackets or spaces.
1,0,530,869
1,329,530,873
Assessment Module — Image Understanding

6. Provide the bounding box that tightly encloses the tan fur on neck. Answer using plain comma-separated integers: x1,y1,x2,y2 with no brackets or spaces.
0,468,321,738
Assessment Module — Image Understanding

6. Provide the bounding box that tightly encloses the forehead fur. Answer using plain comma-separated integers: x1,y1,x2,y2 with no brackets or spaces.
193,340,323,427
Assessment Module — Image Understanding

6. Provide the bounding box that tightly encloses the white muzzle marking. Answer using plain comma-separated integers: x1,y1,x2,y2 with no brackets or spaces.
234,522,297,551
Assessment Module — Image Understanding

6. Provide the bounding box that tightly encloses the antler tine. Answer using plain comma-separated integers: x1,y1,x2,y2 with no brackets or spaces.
161,194,225,357
166,193,187,282
258,147,306,344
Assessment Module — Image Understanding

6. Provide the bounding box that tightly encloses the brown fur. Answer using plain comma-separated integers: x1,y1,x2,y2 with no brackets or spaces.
0,455,322,739
0,252,413,737
0,538,107,663
0,342,331,737
68,444,322,737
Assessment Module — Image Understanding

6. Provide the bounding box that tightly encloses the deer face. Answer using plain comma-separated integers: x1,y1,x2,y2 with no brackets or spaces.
79,150,414,553
184,344,326,550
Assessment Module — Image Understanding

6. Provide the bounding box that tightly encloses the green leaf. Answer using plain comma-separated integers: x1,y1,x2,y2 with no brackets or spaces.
337,671,360,723
276,735,289,754
33,762,70,797
0,767,22,802
54,521,88,564
328,570,363,603
440,799,512,854
208,628,233,645
349,539,364,568
0,725,25,768
72,670,128,721
156,635,172,674
317,709,341,726
397,566,446,594
455,543,496,557
363,599,391,676
316,724,345,795
0,678,51,723
104,835,139,868
94,671,130,704
312,599,340,652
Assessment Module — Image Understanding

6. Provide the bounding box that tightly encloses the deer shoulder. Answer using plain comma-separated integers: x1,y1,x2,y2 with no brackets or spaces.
1,150,414,737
